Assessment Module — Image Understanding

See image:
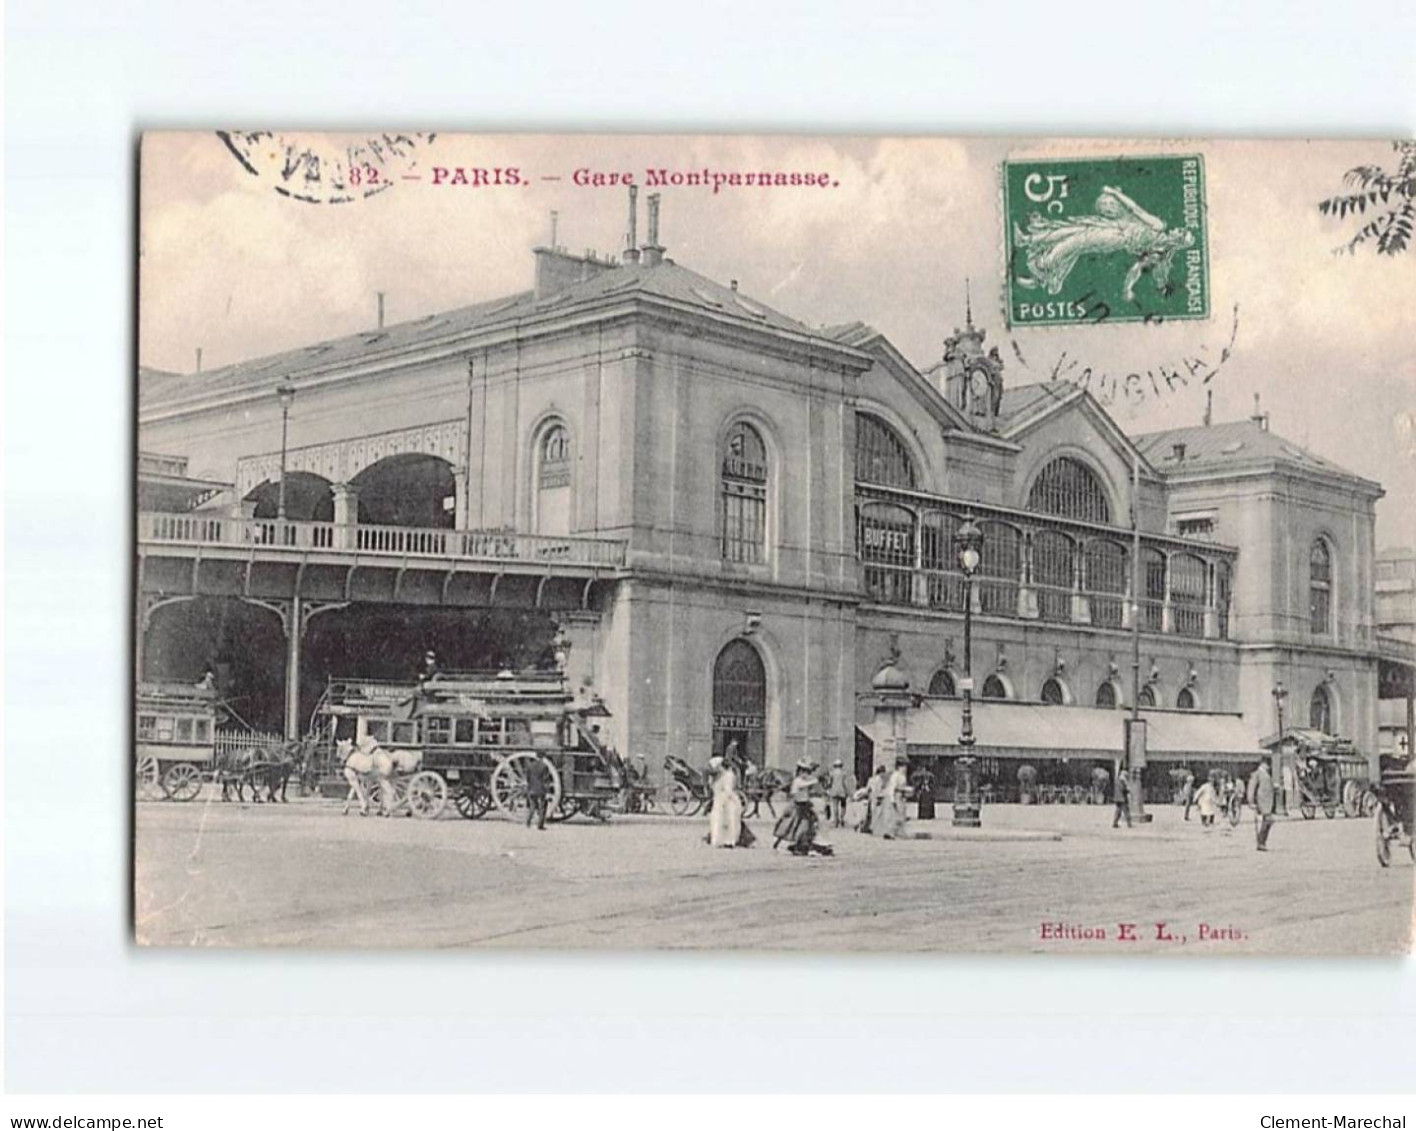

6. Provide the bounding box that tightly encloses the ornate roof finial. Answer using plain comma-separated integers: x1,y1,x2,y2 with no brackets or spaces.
965,277,974,330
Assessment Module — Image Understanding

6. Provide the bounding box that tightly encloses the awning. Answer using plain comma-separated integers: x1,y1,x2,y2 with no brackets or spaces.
884,700,1263,762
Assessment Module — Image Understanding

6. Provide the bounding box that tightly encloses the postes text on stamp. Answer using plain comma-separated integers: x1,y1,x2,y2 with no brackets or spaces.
1004,154,1209,327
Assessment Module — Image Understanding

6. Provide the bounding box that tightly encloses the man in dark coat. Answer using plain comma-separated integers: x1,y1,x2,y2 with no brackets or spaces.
1249,756,1277,851
1112,764,1132,828
523,756,551,830
1180,768,1196,821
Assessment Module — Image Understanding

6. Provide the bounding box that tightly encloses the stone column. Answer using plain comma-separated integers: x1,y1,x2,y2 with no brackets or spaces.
285,595,303,740
331,482,359,549
872,684,913,772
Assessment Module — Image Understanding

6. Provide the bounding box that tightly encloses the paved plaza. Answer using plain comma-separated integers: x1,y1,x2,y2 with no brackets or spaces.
134,798,1415,954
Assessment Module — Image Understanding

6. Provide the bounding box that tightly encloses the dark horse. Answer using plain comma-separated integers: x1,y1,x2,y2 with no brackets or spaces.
219,740,315,803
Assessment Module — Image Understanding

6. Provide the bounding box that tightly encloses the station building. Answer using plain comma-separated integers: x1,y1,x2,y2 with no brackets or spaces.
137,204,1408,796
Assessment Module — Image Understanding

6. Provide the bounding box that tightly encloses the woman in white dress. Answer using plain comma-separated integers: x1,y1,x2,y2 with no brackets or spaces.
708,757,744,847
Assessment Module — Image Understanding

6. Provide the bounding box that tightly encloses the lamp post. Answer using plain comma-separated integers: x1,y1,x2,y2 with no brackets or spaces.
275,381,296,521
1272,681,1289,815
953,517,983,828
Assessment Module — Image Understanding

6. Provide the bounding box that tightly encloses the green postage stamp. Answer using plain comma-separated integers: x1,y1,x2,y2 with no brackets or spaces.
1003,154,1209,327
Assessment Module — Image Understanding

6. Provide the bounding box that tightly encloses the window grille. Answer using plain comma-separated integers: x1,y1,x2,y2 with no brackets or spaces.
1040,678,1066,705
1309,684,1332,733
1142,549,1166,632
855,414,917,489
1085,540,1128,629
1095,681,1118,709
1171,553,1207,638
920,511,964,610
1310,540,1332,635
1026,457,1111,523
1215,561,1232,640
721,422,768,564
1032,530,1075,623
978,521,1021,615
981,674,1009,700
857,502,915,605
1176,516,1215,539
928,669,956,697
426,717,452,744
1176,687,1196,710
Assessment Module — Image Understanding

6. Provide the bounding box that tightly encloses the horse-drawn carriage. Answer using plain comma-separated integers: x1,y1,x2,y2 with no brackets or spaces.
135,682,218,801
1374,753,1415,867
1286,735,1373,820
662,755,789,816
316,670,628,822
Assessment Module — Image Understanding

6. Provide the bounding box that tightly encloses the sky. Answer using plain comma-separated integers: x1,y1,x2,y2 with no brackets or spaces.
139,133,1416,547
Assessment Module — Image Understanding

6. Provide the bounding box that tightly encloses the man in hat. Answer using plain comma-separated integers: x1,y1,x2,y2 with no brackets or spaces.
523,754,551,830
826,758,855,828
1249,755,1277,851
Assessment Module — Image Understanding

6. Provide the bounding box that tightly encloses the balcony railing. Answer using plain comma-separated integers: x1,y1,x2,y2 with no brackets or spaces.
138,512,627,569
855,487,1236,642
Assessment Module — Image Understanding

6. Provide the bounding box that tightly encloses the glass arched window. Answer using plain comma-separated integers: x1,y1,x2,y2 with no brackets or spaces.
928,670,956,697
1141,549,1166,632
1171,553,1207,638
920,512,964,610
1085,540,1128,629
1310,540,1332,635
721,421,768,564
855,413,916,489
713,639,768,767
1309,684,1333,733
1026,457,1111,524
1033,530,1075,623
857,502,916,605
1095,681,1118,709
535,422,571,536
1176,687,1196,710
978,521,1022,616
981,674,1009,700
1040,678,1066,705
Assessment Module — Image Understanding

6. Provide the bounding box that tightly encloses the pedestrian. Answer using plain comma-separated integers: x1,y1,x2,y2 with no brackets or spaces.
1180,768,1196,821
876,757,910,839
1112,764,1132,828
708,756,746,848
826,759,854,828
910,763,937,821
523,754,550,830
864,763,889,834
773,758,831,856
1250,755,1277,851
1193,775,1217,828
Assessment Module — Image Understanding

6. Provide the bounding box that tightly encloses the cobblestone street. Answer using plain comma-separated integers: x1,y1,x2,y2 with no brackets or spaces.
134,799,1414,953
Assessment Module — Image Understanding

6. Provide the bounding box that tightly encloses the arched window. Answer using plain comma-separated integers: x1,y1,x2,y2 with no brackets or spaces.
978,521,1021,616
1033,530,1075,623
535,422,571,536
857,502,915,605
1095,681,1118,709
981,674,1009,700
928,670,956,697
920,512,964,610
1040,678,1067,705
1137,684,1157,708
721,421,768,564
1309,684,1333,733
1026,457,1111,524
712,639,768,767
1310,540,1332,635
1141,549,1166,632
1085,540,1128,629
1171,553,1207,638
1176,687,1197,710
855,413,916,489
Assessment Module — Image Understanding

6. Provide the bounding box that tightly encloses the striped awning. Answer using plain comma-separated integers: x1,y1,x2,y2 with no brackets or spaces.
885,700,1263,762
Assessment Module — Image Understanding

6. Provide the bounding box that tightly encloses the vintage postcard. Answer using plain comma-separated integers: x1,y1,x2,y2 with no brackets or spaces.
135,132,1416,953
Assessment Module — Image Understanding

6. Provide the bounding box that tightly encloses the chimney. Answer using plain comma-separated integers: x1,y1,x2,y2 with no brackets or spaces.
641,193,664,266
623,185,640,265
1172,442,1187,463
195,347,203,374
377,291,385,329
1251,392,1269,431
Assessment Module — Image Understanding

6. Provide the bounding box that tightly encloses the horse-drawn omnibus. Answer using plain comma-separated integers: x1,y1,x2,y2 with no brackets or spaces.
315,670,627,821
135,681,218,801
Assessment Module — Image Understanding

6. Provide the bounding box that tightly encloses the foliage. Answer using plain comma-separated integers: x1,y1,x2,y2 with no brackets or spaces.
1318,141,1415,256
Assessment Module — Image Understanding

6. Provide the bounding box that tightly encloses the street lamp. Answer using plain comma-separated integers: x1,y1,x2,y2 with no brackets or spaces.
275,381,296,520
953,516,984,828
1272,680,1290,815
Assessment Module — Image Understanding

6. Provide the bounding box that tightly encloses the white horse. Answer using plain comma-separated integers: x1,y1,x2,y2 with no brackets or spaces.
337,736,418,816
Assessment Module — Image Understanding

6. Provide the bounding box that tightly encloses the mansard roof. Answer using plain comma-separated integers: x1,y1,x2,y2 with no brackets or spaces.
1134,419,1381,493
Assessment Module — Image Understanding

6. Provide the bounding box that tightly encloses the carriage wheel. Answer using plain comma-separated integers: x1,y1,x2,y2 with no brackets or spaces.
407,771,448,820
1342,781,1361,818
1375,806,1393,867
489,752,562,820
161,762,203,803
454,784,491,820
668,781,693,817
136,755,162,801
1361,789,1379,818
1300,803,1316,821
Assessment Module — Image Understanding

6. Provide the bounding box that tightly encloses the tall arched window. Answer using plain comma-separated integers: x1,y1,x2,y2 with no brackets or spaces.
721,421,768,564
1310,539,1333,635
535,422,571,536
1033,530,1076,623
1026,457,1112,524
1085,540,1128,629
920,512,964,610
855,413,917,489
1171,553,1207,638
978,521,1021,616
1141,549,1166,632
857,502,916,605
928,670,956,697
712,639,768,767
1309,684,1333,733
981,674,1009,700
